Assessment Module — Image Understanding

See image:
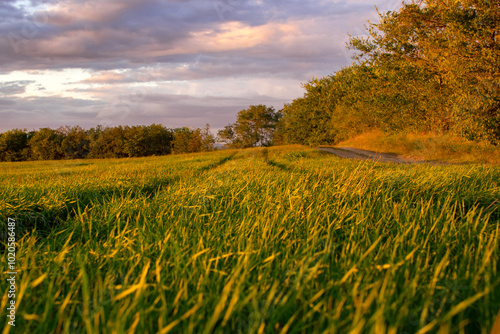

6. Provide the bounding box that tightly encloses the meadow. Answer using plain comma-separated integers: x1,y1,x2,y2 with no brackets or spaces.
0,145,499,333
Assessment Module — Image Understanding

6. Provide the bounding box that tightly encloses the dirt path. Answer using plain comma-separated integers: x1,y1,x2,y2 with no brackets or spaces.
317,146,418,164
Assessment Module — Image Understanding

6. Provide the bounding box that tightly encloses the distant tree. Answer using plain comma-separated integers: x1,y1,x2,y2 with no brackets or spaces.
124,125,148,157
171,125,215,154
172,128,199,154
0,129,30,161
172,128,190,154
86,125,107,158
0,124,181,161
272,113,286,146
200,124,216,151
235,105,282,147
28,128,64,160
217,125,239,148
88,126,128,158
187,128,203,153
219,105,282,148
59,125,90,159
144,124,174,156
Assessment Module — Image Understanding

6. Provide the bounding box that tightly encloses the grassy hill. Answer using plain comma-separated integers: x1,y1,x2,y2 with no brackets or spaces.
1,146,499,333
338,131,500,165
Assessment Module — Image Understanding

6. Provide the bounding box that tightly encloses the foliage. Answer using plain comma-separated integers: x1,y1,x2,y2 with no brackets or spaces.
219,105,282,148
123,124,173,157
59,126,91,159
200,124,216,152
279,77,338,146
0,124,214,162
350,0,500,142
278,0,500,146
217,124,240,148
172,124,215,154
279,67,383,146
87,125,128,159
28,128,64,161
0,129,30,161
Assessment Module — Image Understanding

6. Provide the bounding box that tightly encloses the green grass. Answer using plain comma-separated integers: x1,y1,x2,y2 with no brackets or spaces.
1,145,499,333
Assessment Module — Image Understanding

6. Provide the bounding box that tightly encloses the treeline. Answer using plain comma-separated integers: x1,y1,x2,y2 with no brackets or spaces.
277,0,500,146
0,124,215,162
217,105,282,148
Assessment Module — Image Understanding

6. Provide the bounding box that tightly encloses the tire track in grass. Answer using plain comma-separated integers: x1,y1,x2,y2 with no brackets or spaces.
3,152,239,237
262,148,293,172
199,152,238,172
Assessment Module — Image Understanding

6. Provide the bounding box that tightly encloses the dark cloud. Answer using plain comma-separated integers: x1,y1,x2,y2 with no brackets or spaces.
0,95,102,130
0,99,17,106
0,80,34,95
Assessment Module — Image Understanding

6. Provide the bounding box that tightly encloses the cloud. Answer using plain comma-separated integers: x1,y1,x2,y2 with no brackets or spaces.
80,71,126,84
0,80,35,95
0,99,17,106
0,95,101,130
0,91,285,131
0,0,385,71
0,0,404,132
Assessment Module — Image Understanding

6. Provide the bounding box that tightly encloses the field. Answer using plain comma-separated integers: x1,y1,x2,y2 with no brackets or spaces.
1,145,499,333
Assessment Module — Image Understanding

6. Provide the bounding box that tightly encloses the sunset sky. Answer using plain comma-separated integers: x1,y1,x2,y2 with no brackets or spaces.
0,0,402,132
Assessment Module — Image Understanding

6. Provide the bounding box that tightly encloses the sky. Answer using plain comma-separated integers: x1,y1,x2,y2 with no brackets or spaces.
0,0,402,132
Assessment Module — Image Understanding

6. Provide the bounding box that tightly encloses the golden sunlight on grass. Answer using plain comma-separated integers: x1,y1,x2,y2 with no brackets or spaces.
1,146,499,332
338,130,500,164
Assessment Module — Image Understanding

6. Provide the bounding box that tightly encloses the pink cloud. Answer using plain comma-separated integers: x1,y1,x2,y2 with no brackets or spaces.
81,71,126,84
48,0,144,25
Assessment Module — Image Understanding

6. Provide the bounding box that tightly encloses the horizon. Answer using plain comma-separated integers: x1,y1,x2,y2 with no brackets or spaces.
0,0,402,133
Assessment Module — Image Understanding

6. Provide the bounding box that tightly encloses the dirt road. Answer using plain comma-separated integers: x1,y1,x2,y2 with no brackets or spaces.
317,146,416,164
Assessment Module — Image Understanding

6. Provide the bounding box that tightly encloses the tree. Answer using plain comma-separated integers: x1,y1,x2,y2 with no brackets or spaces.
124,125,148,157
123,125,173,157
200,124,216,151
59,126,90,159
279,77,339,146
87,126,128,158
349,0,500,142
28,128,64,160
278,68,384,146
220,105,282,148
144,124,174,156
172,127,203,154
217,125,240,148
0,129,30,161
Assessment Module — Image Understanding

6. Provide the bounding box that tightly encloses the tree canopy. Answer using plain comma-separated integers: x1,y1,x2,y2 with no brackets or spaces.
218,105,282,148
278,0,500,145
